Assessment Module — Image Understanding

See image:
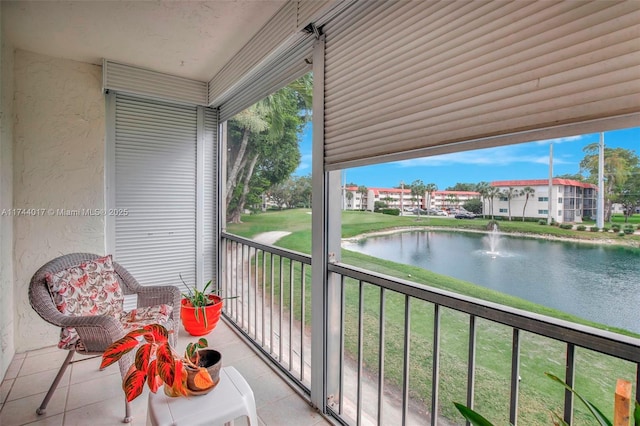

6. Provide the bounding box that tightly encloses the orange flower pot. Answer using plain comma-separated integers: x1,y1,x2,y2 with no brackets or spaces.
180,295,223,336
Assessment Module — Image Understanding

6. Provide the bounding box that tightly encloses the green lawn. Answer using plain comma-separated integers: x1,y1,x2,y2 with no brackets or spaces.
227,209,639,424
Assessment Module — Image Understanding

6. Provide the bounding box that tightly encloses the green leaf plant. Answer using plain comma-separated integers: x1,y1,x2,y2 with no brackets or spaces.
179,275,236,328
454,372,640,426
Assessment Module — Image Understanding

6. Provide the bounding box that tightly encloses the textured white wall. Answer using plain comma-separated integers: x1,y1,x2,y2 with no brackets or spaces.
0,7,16,378
13,50,105,352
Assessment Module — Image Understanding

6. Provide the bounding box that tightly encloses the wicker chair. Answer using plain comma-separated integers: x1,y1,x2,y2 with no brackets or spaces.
28,253,181,423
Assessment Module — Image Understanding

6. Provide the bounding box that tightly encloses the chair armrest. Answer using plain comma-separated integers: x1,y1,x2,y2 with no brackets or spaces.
71,315,127,352
135,285,181,319
135,285,180,307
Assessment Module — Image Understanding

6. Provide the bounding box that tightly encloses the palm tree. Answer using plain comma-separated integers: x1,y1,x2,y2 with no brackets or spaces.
486,186,500,219
345,191,353,209
475,181,490,218
410,179,426,219
502,187,518,221
357,185,368,211
520,186,535,221
425,183,438,214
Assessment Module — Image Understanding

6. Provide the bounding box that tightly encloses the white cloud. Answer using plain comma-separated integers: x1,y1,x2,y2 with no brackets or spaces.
534,135,589,145
395,146,570,168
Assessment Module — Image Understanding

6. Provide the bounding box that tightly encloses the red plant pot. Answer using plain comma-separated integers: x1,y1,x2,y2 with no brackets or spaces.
180,295,223,336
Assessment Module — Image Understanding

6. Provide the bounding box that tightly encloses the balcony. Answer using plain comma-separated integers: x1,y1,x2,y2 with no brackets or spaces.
0,320,329,426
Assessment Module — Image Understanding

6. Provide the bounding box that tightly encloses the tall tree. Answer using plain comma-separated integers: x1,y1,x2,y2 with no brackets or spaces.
345,191,354,209
475,181,490,217
520,186,535,222
486,186,501,219
357,185,368,210
446,183,476,191
410,179,426,219
580,144,639,222
425,183,438,214
226,74,312,223
501,187,517,221
610,168,640,222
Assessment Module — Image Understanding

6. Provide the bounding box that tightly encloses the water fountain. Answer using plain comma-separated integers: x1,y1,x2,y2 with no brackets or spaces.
485,222,501,258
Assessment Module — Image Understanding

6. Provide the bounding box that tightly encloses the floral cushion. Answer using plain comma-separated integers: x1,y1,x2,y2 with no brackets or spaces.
46,255,125,349
120,304,173,331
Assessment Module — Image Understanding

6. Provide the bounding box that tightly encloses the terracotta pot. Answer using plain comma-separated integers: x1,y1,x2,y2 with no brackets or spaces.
185,349,222,395
181,295,223,336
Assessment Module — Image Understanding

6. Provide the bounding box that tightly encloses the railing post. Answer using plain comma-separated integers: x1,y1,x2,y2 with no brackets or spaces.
614,379,632,426
310,34,343,412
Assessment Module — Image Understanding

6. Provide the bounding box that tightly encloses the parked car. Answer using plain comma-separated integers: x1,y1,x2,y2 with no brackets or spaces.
454,211,475,219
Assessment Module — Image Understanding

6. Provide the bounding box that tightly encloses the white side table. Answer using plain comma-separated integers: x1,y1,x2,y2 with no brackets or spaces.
147,366,258,426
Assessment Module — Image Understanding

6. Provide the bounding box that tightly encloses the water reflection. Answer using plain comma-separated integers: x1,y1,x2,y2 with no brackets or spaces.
343,231,640,333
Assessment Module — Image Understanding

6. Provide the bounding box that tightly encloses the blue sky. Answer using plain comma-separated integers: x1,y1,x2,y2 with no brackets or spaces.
294,125,639,190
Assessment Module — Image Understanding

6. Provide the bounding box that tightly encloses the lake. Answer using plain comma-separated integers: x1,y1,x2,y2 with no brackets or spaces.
343,230,640,334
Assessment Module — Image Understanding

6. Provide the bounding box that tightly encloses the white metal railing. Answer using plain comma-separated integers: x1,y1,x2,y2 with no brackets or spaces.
221,232,640,425
221,233,312,392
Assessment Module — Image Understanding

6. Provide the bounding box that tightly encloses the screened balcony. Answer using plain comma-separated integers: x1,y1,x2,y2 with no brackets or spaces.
1,1,639,426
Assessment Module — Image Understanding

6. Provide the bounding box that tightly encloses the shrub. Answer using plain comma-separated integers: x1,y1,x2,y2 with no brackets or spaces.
589,227,599,232
538,219,546,225
559,223,573,229
611,224,621,230
576,225,586,231
623,227,634,235
618,231,625,237
602,226,610,232
380,208,400,216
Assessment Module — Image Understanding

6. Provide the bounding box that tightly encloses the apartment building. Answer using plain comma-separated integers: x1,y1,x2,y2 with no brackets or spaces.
428,190,480,211
343,186,417,211
489,179,598,223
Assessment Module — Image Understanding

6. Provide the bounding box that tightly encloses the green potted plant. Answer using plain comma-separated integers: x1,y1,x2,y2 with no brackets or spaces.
180,278,225,336
101,324,222,401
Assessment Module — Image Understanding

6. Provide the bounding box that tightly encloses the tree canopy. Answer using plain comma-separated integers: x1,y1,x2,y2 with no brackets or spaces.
580,144,639,222
226,73,312,223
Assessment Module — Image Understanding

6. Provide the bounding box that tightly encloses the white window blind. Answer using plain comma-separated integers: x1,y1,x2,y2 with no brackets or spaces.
210,0,350,121
323,1,640,169
103,60,208,106
113,94,198,296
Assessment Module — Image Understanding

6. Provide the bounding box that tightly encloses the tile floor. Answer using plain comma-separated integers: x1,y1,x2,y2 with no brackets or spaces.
0,321,332,426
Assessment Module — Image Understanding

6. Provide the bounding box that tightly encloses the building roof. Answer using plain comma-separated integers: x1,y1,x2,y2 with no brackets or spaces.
491,179,597,189
432,190,480,196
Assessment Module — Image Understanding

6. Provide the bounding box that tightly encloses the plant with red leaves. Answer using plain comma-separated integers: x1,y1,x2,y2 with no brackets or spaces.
101,324,213,402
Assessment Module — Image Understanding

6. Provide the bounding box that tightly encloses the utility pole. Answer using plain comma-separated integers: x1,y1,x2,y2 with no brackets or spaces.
400,180,404,214
597,133,605,228
342,171,346,211
548,143,553,225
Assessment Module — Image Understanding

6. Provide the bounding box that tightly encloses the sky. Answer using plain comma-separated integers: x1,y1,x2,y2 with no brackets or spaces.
293,124,639,190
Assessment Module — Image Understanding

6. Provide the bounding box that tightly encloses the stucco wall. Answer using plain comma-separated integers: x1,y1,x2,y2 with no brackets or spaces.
13,50,105,352
0,6,16,379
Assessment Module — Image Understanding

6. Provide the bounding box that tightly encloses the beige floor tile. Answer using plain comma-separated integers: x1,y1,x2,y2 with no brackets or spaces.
18,413,64,426
26,346,60,358
0,387,67,426
19,351,69,376
229,353,273,380
257,393,324,426
62,394,147,426
242,370,294,410
212,340,257,365
4,357,25,380
6,368,71,401
65,371,124,412
69,354,117,385
1,378,14,403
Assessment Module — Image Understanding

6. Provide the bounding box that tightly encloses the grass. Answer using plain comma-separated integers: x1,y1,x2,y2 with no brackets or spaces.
227,209,639,424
